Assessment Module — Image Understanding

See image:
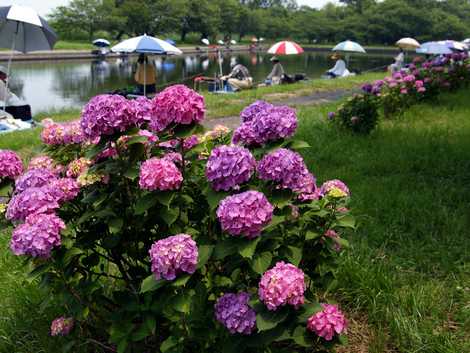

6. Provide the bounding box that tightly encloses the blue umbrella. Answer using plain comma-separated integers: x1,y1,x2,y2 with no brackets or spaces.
165,38,176,46
111,34,182,55
332,40,366,53
416,42,452,55
93,38,110,47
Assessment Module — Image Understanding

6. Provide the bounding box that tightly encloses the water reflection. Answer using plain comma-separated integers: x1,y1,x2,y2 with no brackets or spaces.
2,52,392,114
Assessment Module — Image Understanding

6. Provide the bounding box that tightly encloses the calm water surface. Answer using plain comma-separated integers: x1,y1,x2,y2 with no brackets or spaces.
4,51,393,114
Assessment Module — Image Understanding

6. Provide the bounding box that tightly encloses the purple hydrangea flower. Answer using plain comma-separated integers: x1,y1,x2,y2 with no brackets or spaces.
206,146,256,191
216,191,273,238
149,234,198,280
150,84,205,132
320,179,350,198
215,292,256,335
0,150,23,180
240,100,273,122
258,261,305,310
183,135,199,151
231,123,258,146
327,112,336,120
139,157,183,191
133,96,153,125
28,156,63,176
307,304,347,341
11,212,65,258
6,185,61,221
257,148,315,194
80,94,138,140
50,317,74,336
51,178,80,202
15,168,57,193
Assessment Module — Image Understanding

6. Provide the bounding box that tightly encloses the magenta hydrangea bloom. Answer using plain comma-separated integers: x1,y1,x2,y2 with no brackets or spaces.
233,105,297,146
206,146,256,191
10,213,65,258
183,135,199,151
6,185,61,221
257,148,315,194
80,94,138,139
66,158,92,178
150,84,205,132
215,292,257,335
28,156,63,175
133,96,153,124
0,150,23,180
320,179,350,198
139,157,183,191
50,317,74,336
15,168,57,193
149,234,198,280
51,178,80,202
307,304,347,341
40,119,85,145
240,100,273,123
216,191,273,238
162,152,183,166
258,261,305,311
138,129,158,144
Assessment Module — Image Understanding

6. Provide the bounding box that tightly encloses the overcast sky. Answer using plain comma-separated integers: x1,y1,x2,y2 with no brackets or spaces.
0,0,339,17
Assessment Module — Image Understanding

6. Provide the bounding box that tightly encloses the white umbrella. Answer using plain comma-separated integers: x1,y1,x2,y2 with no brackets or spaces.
332,40,366,53
111,34,182,95
268,41,304,55
416,42,452,55
93,38,110,47
0,5,57,111
396,38,420,50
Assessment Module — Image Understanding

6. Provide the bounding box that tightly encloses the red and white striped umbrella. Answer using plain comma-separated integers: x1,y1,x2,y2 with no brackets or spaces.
267,41,304,55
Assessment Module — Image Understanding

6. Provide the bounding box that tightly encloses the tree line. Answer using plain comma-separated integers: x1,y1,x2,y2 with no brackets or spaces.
49,0,470,45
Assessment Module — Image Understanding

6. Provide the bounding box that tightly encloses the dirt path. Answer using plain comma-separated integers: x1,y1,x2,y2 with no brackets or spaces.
203,88,356,130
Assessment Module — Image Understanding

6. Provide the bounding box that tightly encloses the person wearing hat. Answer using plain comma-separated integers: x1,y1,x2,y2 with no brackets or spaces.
266,56,285,85
221,60,253,91
326,53,350,78
0,66,31,121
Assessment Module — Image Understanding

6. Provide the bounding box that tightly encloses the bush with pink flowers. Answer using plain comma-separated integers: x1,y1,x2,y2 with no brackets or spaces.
2,89,356,353
329,53,470,133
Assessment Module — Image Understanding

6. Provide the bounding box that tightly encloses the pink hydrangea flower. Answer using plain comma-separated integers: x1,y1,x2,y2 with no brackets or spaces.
66,158,92,178
11,213,65,258
206,146,256,191
307,304,347,340
257,148,315,194
28,156,63,175
41,119,85,145
15,168,57,193
149,234,198,280
138,129,158,144
133,96,153,124
150,84,205,132
139,157,183,191
50,317,74,336
320,179,350,198
6,185,61,221
258,261,305,310
80,94,138,140
183,135,199,151
215,292,256,335
51,178,80,202
324,229,341,252
217,191,273,238
0,149,23,180
162,152,183,166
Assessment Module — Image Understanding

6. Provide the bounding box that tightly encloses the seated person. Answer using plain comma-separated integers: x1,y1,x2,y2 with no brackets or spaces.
221,61,253,91
266,56,285,85
134,54,157,95
0,66,32,121
326,54,351,78
390,48,405,73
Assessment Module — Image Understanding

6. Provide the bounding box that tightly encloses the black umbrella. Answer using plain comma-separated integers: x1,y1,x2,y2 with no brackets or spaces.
0,5,58,110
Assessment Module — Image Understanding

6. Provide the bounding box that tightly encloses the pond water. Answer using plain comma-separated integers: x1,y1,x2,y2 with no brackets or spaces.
4,51,393,114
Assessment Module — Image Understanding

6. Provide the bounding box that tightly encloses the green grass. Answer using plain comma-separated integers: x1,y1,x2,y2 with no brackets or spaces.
295,90,470,352
53,41,95,51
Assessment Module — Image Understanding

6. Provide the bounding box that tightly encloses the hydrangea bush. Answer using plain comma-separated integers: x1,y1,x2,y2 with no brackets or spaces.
329,53,470,133
2,90,355,353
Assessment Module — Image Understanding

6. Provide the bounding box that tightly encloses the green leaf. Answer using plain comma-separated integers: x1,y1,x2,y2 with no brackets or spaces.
297,302,323,322
256,308,289,331
63,248,84,266
173,123,204,138
134,194,158,215
339,334,349,345
204,186,229,211
291,326,311,347
160,336,179,352
285,246,302,266
126,135,148,145
132,316,156,341
171,274,191,287
287,140,311,150
160,207,179,226
336,214,356,229
171,293,191,313
117,340,128,353
263,215,285,232
85,143,104,160
197,245,214,269
238,237,261,259
214,276,233,287
214,238,239,260
140,275,166,293
305,231,321,240
270,189,293,208
108,218,123,234
155,191,174,207
251,252,272,274
124,167,139,180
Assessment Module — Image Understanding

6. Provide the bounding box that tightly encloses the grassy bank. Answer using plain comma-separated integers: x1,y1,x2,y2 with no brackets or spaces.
1,81,468,353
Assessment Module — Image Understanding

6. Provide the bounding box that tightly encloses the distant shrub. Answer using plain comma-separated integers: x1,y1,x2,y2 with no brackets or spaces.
331,93,379,134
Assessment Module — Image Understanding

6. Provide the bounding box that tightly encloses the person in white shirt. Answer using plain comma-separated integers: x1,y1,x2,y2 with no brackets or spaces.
0,66,31,121
390,48,405,73
326,54,350,78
